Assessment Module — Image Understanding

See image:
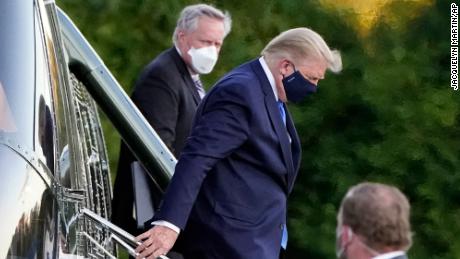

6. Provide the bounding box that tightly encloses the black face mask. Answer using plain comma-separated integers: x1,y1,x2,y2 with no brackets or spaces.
282,65,317,103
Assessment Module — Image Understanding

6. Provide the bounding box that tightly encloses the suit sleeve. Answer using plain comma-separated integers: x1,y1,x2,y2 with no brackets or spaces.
133,74,179,153
155,82,251,229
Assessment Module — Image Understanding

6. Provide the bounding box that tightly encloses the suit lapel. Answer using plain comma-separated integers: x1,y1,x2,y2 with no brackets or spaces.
169,48,201,105
285,107,301,192
183,73,201,105
264,97,295,177
250,60,295,190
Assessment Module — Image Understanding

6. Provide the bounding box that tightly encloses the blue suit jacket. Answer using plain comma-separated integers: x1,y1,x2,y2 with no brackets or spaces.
156,59,302,259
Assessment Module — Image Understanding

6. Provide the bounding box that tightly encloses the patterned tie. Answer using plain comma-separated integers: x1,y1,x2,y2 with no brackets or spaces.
194,77,206,99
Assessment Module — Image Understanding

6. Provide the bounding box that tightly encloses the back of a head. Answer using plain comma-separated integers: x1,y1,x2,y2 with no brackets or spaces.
172,4,232,44
261,27,342,73
339,182,412,252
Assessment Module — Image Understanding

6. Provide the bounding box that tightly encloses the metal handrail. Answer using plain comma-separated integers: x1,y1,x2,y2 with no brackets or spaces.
110,234,137,257
57,7,176,190
81,208,139,247
80,208,170,259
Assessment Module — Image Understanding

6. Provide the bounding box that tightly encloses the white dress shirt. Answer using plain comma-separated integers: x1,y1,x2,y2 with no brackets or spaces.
373,251,406,259
258,57,279,101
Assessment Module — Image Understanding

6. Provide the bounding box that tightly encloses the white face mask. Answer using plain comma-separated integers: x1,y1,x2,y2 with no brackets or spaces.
187,46,218,74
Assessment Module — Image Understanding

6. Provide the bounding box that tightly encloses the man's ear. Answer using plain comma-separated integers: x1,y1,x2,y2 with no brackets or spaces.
341,225,353,243
278,59,291,76
177,30,187,43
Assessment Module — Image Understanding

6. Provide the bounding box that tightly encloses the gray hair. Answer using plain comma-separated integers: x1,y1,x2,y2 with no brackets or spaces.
172,4,232,44
261,27,342,73
339,182,412,252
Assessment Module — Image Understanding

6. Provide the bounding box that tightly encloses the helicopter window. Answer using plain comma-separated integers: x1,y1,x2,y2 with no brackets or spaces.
0,82,17,132
34,5,56,174
0,0,35,147
0,2,57,259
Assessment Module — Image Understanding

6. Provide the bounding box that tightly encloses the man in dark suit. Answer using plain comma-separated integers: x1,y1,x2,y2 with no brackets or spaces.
111,4,232,235
135,27,342,259
336,182,412,259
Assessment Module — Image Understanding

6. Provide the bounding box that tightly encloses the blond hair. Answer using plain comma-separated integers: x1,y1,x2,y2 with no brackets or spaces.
261,27,342,73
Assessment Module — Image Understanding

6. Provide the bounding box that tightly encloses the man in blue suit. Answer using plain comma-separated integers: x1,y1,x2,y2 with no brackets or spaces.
136,27,342,259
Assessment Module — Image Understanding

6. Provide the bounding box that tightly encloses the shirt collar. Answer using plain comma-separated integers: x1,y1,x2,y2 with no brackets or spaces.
258,57,279,101
372,251,405,259
174,44,182,56
190,73,200,81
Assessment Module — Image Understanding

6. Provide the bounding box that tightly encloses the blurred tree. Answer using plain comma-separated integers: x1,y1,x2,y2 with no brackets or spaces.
58,0,459,258
289,0,459,258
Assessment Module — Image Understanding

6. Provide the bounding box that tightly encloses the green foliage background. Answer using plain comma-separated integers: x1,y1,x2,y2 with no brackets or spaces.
58,0,459,257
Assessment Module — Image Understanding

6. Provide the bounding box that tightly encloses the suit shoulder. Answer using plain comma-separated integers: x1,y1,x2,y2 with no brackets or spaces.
203,79,260,113
211,64,261,97
140,50,178,79
134,49,188,92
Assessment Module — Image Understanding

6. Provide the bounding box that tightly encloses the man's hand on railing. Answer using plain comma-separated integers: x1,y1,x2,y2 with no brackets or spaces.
135,225,179,259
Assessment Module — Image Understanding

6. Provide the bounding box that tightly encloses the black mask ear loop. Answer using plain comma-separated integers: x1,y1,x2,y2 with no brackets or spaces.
282,61,296,79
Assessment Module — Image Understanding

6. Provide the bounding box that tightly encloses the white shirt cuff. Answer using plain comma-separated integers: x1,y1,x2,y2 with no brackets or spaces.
152,220,181,234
